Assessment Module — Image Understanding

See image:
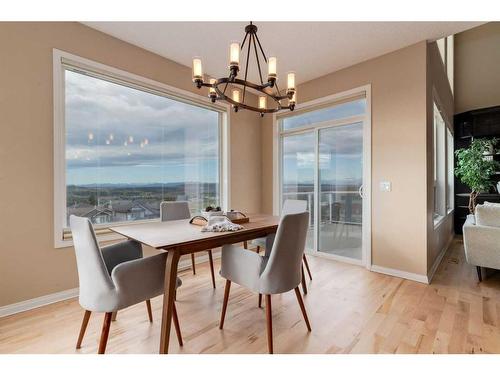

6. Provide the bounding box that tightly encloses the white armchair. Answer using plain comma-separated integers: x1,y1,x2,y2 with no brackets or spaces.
463,203,500,281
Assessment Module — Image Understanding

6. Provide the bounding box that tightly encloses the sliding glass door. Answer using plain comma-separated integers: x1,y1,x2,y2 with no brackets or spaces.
282,132,315,250
318,122,363,260
279,95,369,264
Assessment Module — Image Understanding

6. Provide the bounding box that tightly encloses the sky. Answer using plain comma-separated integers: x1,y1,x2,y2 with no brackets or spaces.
282,122,364,188
65,69,219,185
65,69,364,188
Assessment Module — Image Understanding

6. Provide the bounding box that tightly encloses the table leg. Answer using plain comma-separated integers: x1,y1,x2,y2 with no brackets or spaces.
159,249,181,354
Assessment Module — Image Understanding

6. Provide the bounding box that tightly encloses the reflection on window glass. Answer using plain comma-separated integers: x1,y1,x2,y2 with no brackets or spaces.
282,132,315,250
318,123,363,260
282,98,366,131
433,102,446,219
65,69,220,226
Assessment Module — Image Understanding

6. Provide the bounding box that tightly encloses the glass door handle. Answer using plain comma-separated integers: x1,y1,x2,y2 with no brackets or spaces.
358,185,364,198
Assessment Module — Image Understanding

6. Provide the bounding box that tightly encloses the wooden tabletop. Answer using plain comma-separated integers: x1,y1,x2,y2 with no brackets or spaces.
109,214,280,255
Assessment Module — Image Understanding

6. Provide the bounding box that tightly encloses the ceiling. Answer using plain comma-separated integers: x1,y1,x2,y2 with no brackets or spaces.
83,22,482,85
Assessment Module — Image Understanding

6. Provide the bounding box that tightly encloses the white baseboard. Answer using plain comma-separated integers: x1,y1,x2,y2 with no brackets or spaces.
427,235,454,284
0,251,221,318
0,287,80,318
370,265,429,284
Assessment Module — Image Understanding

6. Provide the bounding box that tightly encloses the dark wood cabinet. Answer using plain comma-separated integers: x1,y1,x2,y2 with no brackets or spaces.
454,105,500,234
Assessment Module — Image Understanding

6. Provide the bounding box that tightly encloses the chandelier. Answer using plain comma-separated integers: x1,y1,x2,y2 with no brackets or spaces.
192,22,296,116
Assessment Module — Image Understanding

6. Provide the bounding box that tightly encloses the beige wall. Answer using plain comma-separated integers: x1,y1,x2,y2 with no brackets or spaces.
455,22,500,114
426,41,455,274
261,42,429,276
0,22,262,306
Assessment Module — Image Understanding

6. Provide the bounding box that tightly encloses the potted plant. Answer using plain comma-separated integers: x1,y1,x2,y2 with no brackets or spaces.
455,138,500,213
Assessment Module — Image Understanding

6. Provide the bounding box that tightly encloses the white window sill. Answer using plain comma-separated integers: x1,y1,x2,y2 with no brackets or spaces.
55,218,161,249
433,214,445,229
55,231,125,249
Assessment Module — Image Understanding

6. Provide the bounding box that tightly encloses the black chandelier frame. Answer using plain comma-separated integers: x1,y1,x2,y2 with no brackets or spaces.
193,22,295,115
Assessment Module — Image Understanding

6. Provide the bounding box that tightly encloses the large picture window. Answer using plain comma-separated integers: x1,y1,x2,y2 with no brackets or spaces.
54,51,226,246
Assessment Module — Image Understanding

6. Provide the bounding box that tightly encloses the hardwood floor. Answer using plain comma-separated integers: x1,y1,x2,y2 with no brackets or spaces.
1,237,500,354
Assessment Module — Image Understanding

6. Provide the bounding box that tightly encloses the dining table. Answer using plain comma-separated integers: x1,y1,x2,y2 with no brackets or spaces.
110,213,280,354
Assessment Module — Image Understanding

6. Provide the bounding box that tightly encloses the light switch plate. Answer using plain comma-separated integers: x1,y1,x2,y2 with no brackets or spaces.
380,181,391,192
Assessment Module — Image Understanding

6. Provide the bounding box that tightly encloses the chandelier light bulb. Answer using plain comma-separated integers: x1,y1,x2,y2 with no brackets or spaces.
229,42,240,67
209,78,216,95
109,133,114,141
192,57,203,81
259,96,266,110
144,138,149,145
128,136,134,143
88,132,94,141
232,89,240,103
268,57,277,79
287,72,296,90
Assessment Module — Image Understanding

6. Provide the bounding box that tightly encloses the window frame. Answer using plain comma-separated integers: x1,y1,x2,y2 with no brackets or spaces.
432,90,453,228
53,49,230,248
436,36,454,94
273,84,372,268
446,127,455,214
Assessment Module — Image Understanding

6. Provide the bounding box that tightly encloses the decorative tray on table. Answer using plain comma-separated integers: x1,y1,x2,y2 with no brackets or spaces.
189,207,249,226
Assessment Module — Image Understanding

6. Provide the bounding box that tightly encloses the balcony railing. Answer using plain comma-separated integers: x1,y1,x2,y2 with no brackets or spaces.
282,190,362,227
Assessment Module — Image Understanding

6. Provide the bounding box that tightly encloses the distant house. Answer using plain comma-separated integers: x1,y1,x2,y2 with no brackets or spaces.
67,200,161,224
110,200,160,222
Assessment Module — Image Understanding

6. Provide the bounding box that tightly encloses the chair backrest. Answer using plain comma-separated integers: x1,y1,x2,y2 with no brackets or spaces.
259,211,309,294
160,201,191,221
69,215,114,305
282,199,308,216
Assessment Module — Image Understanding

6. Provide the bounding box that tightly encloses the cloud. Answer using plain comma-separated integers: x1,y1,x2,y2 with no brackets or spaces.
65,70,220,171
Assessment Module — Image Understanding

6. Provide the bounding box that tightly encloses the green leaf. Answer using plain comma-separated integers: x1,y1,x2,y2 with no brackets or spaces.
455,138,500,193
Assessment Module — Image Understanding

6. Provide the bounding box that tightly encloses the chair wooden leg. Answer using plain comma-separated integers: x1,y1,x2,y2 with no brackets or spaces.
477,266,483,282
191,253,196,275
301,265,308,295
243,241,248,249
256,246,260,254
303,254,312,281
146,300,153,322
265,295,273,354
76,310,91,349
258,293,262,308
208,250,216,289
172,302,183,346
219,280,231,329
111,311,117,321
98,312,113,354
294,287,312,331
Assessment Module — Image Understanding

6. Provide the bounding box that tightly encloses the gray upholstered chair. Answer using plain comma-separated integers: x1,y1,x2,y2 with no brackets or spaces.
219,212,311,354
160,201,216,288
251,199,312,294
70,215,183,354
